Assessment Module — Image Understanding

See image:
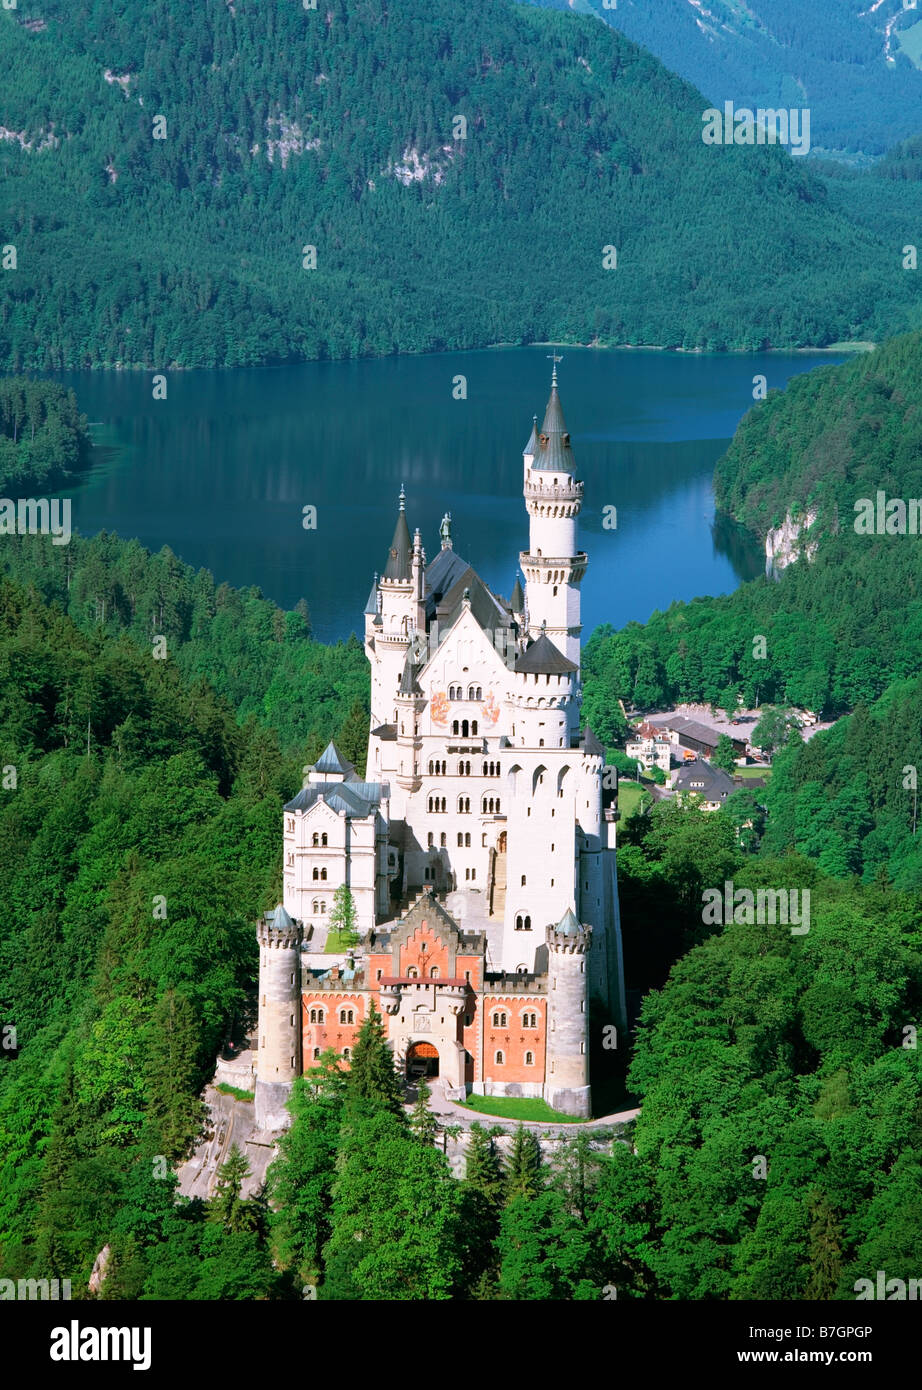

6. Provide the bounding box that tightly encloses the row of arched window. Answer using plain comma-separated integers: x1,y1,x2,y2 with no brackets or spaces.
491,1011,538,1028
450,720,479,736
312,900,327,915
311,832,328,847
424,759,501,776
493,1050,534,1066
514,914,532,931
312,867,328,880
308,1007,356,1025
428,759,447,775
448,685,483,701
313,1046,350,1060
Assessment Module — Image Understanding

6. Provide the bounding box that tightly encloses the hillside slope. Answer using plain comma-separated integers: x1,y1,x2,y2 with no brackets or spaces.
525,0,922,156
1,0,921,368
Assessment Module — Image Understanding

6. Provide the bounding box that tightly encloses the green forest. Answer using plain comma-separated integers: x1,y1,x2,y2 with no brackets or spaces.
0,379,91,494
3,0,922,369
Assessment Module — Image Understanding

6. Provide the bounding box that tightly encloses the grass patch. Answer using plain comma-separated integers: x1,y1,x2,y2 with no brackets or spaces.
460,1095,584,1123
735,766,772,781
325,929,359,953
617,780,647,819
215,1082,255,1102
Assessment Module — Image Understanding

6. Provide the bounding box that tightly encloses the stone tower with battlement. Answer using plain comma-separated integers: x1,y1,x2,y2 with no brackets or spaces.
254,904,302,1131
544,908,591,1117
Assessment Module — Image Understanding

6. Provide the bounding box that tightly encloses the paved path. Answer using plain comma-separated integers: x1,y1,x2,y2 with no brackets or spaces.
423,1081,639,1134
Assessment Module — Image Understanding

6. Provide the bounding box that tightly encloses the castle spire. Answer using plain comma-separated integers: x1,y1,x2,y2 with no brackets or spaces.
383,485,412,580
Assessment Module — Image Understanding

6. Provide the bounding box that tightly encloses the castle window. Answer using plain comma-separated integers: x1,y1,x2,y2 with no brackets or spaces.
492,1011,507,1028
461,720,469,737
313,1047,321,1059
343,1047,351,1060
580,1042,585,1055
525,1051,534,1066
430,966,440,979
495,1050,504,1065
452,721,459,735
320,902,326,914
458,833,464,847
376,969,383,981
312,867,319,880
458,796,470,813
286,818,294,833
420,943,426,952
407,967,418,978
286,852,294,866
428,832,434,847
465,970,471,982
309,1008,325,1024
312,833,319,847
539,739,544,747
261,995,266,1007
291,1056,295,1068
340,1009,354,1025
465,833,471,847
440,833,447,848
521,875,526,886
321,833,328,847
523,1012,537,1028
472,721,478,735
290,1014,295,1026
320,868,327,881
312,900,319,913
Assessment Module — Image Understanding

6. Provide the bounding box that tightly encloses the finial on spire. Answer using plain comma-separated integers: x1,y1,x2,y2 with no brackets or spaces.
547,352,563,386
398,483,406,512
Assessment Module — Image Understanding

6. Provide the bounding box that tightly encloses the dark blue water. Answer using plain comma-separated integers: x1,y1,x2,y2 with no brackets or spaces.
54,347,843,642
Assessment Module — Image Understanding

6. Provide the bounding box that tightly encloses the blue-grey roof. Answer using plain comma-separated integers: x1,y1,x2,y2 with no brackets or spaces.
555,907,583,936
272,903,295,929
532,378,576,474
515,632,577,675
364,576,379,615
284,780,386,818
314,740,354,777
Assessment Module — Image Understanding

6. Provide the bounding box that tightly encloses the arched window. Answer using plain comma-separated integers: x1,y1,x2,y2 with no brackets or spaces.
313,1047,321,1059
525,1051,534,1066
440,832,447,848
521,874,526,886
461,720,469,737
457,832,464,847
312,867,320,881
321,833,328,847
312,900,319,913
342,1047,351,1060
320,902,327,914
523,1012,537,1028
428,832,434,847
320,867,327,881
495,1050,504,1065
309,1008,325,1024
429,966,440,979
407,967,418,978
452,721,459,735
465,833,471,847
312,832,319,847
492,1011,507,1028
471,721,478,735
340,1008,354,1025
524,915,531,930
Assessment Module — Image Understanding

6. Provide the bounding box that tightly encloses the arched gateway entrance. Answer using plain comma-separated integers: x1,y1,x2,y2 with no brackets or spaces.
406,1041,439,1079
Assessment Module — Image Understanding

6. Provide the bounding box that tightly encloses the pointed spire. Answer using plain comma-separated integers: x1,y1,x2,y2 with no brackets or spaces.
534,361,575,473
510,572,524,613
364,573,379,615
523,414,539,457
383,486,412,580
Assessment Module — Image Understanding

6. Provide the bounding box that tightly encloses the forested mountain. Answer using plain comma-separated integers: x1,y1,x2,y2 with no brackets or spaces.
524,0,922,157
2,0,922,369
713,330,922,541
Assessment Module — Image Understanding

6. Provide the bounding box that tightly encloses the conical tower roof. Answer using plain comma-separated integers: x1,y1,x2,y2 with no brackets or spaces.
533,364,576,473
364,573,379,615
272,903,295,929
555,906,582,936
510,573,524,613
523,414,539,456
383,485,412,580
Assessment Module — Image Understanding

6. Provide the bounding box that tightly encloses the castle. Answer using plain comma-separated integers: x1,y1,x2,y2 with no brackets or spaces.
255,368,626,1127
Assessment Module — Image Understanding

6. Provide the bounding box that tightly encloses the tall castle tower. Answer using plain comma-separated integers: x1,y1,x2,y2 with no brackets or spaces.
520,359,588,682
544,908,591,1117
254,905,302,1131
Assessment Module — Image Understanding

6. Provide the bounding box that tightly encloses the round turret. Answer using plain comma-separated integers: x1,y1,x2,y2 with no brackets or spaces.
544,907,591,1118
254,904,303,1131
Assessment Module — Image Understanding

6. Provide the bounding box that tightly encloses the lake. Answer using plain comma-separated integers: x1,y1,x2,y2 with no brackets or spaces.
54,347,843,643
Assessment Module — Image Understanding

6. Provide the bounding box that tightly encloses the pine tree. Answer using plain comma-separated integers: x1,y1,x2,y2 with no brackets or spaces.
347,1001,404,1115
328,883,360,952
504,1126,543,1202
410,1077,439,1146
464,1123,505,1206
209,1145,256,1233
712,733,737,775
805,1192,844,1299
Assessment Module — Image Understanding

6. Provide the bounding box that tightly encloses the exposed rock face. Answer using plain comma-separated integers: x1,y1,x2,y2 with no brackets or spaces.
89,1244,111,1295
765,508,818,575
